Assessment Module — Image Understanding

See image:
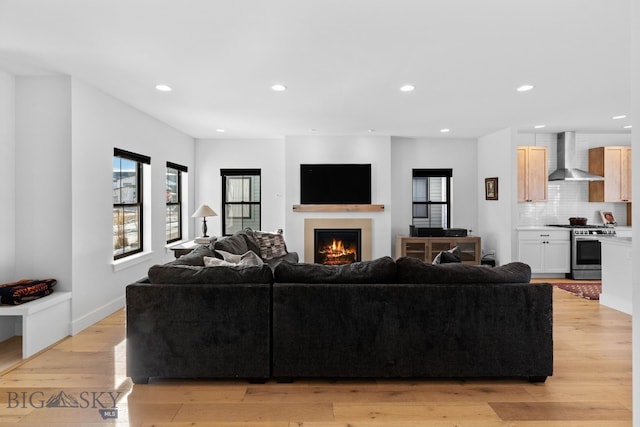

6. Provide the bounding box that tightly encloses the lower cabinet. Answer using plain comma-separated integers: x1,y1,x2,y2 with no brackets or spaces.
395,236,481,265
517,230,570,274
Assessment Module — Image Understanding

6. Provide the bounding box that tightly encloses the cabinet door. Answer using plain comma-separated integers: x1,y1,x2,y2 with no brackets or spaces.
527,146,548,201
604,147,623,202
544,240,571,273
517,146,547,202
517,147,527,202
518,240,545,273
622,147,632,202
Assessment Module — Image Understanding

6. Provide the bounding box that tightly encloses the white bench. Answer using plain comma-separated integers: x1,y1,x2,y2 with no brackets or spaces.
0,291,71,358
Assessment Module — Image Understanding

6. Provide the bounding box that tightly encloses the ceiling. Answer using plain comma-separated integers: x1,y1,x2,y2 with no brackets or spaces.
0,0,632,139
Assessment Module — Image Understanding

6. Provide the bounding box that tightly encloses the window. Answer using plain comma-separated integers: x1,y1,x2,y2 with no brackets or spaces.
113,148,150,259
166,162,187,243
221,169,261,236
412,169,452,228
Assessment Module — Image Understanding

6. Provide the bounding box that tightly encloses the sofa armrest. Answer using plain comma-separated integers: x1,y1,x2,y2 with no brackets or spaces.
126,281,271,381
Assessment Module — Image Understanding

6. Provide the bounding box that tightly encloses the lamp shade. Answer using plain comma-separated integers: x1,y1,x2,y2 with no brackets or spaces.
192,204,217,218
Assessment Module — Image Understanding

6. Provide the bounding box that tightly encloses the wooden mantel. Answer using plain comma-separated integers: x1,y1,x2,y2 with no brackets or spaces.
292,204,384,212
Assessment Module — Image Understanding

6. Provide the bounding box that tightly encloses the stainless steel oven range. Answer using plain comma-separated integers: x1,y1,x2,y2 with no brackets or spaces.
547,225,616,280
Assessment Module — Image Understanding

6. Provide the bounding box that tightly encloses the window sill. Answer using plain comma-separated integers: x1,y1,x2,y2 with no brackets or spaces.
112,251,154,273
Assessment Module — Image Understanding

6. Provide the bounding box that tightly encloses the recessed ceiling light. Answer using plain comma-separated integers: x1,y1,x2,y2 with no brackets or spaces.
155,84,172,92
399,84,415,92
215,129,225,133
440,128,450,133
534,124,546,129
368,129,375,133
623,125,632,129
310,128,317,132
516,84,534,92
271,84,287,92
612,115,627,120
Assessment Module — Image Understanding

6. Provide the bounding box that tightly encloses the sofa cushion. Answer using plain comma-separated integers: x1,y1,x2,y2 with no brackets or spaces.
168,245,216,266
213,232,250,255
148,264,273,284
274,256,397,284
254,230,288,260
395,257,531,284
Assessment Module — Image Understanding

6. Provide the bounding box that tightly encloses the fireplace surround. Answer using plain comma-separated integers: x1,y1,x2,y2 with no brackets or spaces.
304,218,372,263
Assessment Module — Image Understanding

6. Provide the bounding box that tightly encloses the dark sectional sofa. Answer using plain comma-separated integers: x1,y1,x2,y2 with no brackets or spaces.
126,231,553,384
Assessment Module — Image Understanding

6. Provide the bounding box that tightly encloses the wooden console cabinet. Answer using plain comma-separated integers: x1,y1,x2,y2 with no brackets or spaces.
395,235,481,265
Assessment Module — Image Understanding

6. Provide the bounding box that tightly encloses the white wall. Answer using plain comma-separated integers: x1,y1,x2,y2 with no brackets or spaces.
9,75,195,335
390,136,478,258
285,135,392,260
0,69,16,283
70,79,195,333
477,128,517,265
194,138,286,236
15,76,73,290
630,0,639,424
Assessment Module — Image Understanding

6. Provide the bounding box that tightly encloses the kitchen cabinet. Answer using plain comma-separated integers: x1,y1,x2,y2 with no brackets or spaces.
517,229,570,274
517,146,548,202
589,146,632,202
395,235,481,265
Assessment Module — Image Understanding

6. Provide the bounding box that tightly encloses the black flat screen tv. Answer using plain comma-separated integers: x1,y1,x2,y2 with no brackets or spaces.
300,164,371,204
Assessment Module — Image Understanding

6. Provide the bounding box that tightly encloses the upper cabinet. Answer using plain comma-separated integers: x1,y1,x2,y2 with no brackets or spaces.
517,146,548,202
588,146,632,202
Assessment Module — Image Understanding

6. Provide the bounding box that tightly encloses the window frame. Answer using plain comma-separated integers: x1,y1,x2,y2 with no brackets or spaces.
221,169,261,236
113,148,150,260
412,168,452,228
166,162,187,244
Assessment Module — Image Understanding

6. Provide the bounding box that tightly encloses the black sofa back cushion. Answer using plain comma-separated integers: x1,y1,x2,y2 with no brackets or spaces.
395,257,531,284
148,264,274,284
213,232,250,256
274,256,397,284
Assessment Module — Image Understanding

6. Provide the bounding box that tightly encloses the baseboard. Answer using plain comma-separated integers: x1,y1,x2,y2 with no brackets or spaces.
600,293,632,315
71,295,124,335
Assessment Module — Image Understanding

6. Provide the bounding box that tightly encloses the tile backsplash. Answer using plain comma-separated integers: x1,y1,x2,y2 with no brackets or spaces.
517,132,631,226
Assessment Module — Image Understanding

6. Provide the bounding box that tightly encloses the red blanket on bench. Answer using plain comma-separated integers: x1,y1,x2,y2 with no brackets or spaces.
0,279,57,305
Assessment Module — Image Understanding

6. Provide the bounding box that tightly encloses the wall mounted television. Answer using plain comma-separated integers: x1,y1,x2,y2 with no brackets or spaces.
300,163,372,204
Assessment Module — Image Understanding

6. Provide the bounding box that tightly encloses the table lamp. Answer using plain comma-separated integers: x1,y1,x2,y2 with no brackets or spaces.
192,204,217,237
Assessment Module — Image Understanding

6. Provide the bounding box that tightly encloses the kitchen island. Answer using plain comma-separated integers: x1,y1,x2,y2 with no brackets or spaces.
600,235,632,315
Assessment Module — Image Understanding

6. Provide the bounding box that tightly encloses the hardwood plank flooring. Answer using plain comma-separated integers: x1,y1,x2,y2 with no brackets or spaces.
0,285,631,426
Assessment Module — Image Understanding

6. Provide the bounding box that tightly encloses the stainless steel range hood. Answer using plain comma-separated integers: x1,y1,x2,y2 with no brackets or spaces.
548,132,604,181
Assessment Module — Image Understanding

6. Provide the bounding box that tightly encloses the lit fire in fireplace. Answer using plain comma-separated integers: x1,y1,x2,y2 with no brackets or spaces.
318,238,357,265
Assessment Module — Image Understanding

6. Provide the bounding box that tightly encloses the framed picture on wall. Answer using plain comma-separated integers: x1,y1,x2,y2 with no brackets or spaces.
485,177,498,200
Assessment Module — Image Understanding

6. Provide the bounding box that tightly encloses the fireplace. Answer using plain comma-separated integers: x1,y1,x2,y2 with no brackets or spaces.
303,218,372,264
314,229,361,265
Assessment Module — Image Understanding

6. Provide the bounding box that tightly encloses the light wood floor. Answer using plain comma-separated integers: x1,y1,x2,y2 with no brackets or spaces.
0,284,631,426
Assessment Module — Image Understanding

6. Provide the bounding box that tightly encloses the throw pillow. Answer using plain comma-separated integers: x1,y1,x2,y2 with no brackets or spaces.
432,246,461,264
215,249,242,264
274,256,397,284
203,256,237,267
255,230,288,260
212,250,264,267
